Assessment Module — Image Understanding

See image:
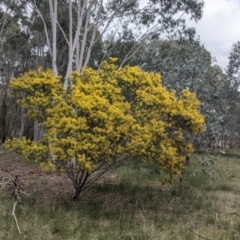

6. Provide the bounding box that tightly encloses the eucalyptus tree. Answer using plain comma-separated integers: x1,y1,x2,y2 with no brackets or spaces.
28,0,204,89
198,64,226,148
219,41,240,149
0,0,37,143
225,41,240,90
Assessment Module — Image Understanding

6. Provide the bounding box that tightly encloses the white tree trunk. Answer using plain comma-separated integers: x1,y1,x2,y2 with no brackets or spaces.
19,108,25,139
49,0,58,76
32,0,193,79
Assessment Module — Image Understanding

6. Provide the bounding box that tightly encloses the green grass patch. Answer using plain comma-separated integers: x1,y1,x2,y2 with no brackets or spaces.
1,153,240,239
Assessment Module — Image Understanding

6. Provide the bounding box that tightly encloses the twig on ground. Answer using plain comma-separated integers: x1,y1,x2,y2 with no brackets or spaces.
12,201,21,234
211,210,219,222
10,175,28,235
190,229,212,240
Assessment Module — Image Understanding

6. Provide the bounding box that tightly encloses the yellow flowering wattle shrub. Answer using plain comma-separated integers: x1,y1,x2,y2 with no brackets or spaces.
6,60,204,199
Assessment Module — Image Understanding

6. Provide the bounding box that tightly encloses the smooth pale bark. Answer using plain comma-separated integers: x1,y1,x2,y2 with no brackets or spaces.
0,7,7,37
19,108,24,139
32,0,203,87
49,0,58,76
33,121,45,142
64,0,89,89
32,0,138,85
33,0,52,57
77,8,90,72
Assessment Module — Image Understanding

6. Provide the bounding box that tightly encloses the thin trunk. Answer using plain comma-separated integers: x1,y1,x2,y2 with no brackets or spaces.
77,8,91,72
83,0,103,68
33,121,44,142
76,41,80,70
0,92,7,143
0,7,7,37
73,188,81,201
64,0,88,88
49,0,58,75
33,0,52,57
20,108,24,139
72,171,89,201
33,121,38,141
63,0,73,90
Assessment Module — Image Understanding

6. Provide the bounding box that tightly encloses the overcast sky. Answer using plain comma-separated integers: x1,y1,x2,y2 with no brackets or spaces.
139,0,240,71
187,0,240,71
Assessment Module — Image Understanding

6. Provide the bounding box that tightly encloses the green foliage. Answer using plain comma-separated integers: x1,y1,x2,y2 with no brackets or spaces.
220,41,240,149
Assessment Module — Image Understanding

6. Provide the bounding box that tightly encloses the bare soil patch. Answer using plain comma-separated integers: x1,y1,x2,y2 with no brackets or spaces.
0,151,73,202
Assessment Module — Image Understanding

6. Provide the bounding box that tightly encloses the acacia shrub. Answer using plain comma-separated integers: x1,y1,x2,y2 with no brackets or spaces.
5,60,204,200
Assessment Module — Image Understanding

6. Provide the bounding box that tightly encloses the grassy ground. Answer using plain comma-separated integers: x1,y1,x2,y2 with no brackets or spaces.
0,150,240,239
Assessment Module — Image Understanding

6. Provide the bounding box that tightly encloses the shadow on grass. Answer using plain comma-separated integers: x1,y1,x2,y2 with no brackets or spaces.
195,149,240,159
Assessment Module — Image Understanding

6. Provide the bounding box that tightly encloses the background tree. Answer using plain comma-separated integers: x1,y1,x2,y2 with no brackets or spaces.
0,0,34,143
28,0,204,88
219,41,240,149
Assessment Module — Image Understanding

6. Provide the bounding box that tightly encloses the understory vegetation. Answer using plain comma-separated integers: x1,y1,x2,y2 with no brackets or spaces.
1,151,240,240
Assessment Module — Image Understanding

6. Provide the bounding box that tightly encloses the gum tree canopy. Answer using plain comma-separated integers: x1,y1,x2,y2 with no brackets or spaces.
6,60,204,200
27,0,204,88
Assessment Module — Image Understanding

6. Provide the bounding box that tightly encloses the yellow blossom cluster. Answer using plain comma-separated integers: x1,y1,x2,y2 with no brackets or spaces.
6,60,204,179
10,68,64,121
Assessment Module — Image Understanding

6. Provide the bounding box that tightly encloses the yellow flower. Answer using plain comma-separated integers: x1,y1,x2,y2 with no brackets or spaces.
7,61,204,179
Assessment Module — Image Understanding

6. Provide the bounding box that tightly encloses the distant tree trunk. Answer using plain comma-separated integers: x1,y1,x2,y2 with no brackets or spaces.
49,0,58,76
20,107,25,139
33,121,44,142
0,92,7,143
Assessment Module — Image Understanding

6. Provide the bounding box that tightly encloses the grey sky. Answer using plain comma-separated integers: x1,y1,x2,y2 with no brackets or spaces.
140,0,240,71
187,0,240,71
